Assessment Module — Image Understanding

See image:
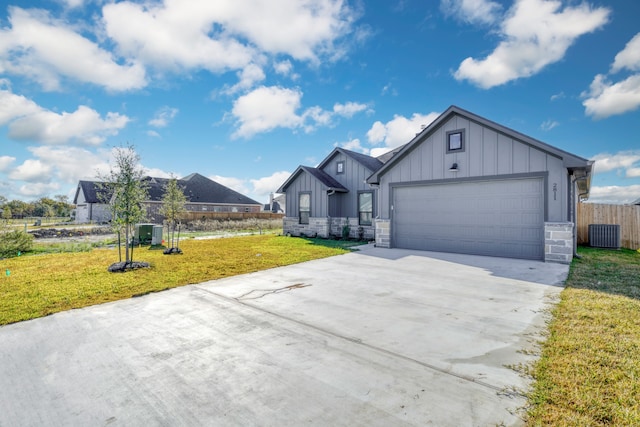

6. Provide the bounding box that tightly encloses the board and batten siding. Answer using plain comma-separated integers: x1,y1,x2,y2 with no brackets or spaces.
321,152,377,218
377,114,569,222
283,171,329,219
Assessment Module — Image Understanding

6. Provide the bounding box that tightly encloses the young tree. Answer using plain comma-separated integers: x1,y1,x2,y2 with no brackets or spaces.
159,175,187,254
100,144,150,271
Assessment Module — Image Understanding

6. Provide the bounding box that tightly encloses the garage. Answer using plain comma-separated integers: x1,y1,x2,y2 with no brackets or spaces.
392,177,545,260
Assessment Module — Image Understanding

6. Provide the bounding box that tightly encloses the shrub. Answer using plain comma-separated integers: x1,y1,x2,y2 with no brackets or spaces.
0,230,34,258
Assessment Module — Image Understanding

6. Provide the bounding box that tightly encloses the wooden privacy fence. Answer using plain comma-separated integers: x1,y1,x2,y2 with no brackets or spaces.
577,203,640,249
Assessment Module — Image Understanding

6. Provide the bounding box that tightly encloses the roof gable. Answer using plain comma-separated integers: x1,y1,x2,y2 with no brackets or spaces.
73,180,111,204
367,105,593,184
276,166,348,193
318,148,384,173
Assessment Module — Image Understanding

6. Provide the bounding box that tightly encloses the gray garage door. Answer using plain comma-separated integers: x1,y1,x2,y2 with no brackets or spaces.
392,178,544,260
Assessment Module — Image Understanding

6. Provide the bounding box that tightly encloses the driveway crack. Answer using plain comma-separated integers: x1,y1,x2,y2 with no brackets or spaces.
235,283,311,300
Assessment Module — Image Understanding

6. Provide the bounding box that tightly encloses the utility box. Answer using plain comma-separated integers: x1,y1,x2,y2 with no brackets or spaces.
134,223,154,245
152,225,164,245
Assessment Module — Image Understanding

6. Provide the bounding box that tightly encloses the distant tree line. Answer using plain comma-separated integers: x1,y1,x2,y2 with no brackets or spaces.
0,195,74,219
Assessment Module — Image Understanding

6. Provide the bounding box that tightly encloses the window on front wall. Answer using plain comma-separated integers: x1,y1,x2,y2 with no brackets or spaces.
299,193,310,224
336,161,345,174
358,192,373,226
446,129,465,153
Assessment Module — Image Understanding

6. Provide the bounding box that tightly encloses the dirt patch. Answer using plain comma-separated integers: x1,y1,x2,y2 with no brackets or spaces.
29,227,117,244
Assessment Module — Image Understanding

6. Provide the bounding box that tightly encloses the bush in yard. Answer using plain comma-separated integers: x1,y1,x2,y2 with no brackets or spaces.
0,229,33,258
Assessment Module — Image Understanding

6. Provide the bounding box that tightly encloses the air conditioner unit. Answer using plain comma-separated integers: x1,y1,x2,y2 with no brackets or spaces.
588,224,621,249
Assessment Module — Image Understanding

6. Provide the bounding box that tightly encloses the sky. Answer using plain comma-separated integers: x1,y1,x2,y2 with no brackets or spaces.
0,0,639,206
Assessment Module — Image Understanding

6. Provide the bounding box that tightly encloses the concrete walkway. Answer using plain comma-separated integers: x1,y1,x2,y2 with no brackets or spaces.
0,245,568,426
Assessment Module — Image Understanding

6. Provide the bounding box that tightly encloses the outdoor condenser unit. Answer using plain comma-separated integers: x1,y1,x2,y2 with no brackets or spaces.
588,224,621,249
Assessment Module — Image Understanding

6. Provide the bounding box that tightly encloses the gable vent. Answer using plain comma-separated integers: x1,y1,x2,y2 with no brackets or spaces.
588,224,621,249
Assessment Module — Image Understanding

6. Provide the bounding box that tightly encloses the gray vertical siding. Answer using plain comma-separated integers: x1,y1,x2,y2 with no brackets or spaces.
321,153,376,218
284,172,329,219
379,114,569,222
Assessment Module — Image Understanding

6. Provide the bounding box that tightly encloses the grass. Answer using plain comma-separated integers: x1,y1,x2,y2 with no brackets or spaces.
0,234,361,325
526,246,640,426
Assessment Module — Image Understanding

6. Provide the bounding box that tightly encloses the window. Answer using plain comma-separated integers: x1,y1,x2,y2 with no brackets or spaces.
446,129,465,153
299,193,310,224
358,192,373,226
336,161,345,174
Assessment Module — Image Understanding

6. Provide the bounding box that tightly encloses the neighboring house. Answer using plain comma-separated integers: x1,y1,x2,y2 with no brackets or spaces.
73,173,262,224
279,105,593,263
631,198,640,206
73,180,113,223
264,193,286,214
144,173,262,222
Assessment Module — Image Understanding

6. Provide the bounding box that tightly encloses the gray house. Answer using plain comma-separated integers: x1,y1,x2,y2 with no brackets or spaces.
277,147,388,240
279,106,593,263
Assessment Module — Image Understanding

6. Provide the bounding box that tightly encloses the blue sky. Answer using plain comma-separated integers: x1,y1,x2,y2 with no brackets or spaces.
0,0,639,205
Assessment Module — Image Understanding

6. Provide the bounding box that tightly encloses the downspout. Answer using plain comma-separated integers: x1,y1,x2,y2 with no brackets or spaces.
571,174,589,259
327,190,336,237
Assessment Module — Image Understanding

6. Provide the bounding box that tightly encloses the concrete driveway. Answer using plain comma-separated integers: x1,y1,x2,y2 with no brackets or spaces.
0,245,568,426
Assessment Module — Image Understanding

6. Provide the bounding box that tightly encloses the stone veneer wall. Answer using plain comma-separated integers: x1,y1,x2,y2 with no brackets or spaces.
545,222,574,264
374,219,391,248
283,217,375,240
329,217,375,240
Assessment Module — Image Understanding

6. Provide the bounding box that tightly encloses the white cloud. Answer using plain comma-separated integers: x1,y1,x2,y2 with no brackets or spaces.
333,101,369,118
223,64,266,95
250,171,292,200
582,33,640,119
231,85,368,138
440,0,503,25
592,151,640,174
611,33,640,73
587,184,640,205
231,86,303,138
102,2,255,74
18,182,60,198
102,0,357,75
366,112,440,151
0,90,42,126
274,60,293,76
9,159,53,182
8,105,130,145
0,7,146,91
550,91,565,101
454,0,610,89
0,155,16,171
28,145,109,183
583,74,640,119
149,106,179,128
147,130,161,138
626,168,640,179
540,119,559,131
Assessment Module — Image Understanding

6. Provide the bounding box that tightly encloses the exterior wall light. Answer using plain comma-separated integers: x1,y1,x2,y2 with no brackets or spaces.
449,162,459,172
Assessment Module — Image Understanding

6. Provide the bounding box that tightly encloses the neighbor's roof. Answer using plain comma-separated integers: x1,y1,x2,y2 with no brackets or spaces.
75,173,261,206
276,166,348,194
367,105,594,187
145,173,261,205
73,180,112,204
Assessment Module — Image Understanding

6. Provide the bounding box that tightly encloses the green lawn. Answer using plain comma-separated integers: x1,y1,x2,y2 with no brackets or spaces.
0,235,358,325
527,247,640,425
